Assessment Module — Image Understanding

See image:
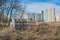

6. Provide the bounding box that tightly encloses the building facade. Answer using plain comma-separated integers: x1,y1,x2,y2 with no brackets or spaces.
41,11,44,22
28,13,35,21
56,13,60,21
45,8,55,22
35,13,41,21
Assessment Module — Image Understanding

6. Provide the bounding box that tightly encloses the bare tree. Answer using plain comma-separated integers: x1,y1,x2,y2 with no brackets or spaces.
0,0,7,6
8,0,26,22
0,0,26,26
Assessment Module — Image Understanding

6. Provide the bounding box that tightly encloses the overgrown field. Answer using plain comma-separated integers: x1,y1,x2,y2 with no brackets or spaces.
0,24,60,40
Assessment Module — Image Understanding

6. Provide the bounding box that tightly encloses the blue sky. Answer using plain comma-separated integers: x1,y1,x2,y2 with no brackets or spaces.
18,0,60,15
21,0,60,5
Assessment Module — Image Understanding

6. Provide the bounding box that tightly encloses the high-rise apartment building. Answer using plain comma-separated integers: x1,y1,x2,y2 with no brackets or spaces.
35,13,41,21
41,11,44,21
56,13,60,21
45,8,55,22
28,13,35,20
35,11,44,21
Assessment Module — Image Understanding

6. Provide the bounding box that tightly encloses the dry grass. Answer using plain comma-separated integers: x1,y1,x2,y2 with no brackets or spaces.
0,22,60,40
0,26,60,40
